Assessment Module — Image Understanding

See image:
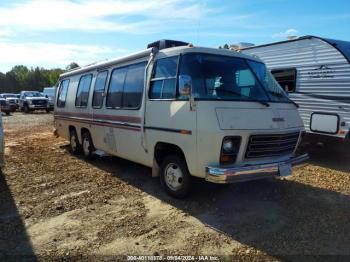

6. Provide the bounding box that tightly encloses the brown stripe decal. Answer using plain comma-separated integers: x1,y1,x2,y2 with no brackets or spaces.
54,112,141,124
55,115,141,132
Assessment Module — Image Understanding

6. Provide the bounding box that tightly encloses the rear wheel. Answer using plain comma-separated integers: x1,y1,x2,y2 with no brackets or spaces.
69,129,81,155
160,155,192,198
82,131,95,159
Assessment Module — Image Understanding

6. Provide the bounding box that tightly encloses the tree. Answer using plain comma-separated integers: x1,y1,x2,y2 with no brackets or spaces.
66,62,79,70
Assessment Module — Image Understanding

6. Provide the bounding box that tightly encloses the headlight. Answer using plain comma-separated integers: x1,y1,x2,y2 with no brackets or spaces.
222,139,234,153
28,100,32,104
220,137,241,164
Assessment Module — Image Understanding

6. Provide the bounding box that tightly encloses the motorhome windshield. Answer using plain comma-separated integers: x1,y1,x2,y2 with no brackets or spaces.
179,54,290,103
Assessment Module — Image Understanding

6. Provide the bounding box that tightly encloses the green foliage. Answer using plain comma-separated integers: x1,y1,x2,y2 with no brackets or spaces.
0,63,78,93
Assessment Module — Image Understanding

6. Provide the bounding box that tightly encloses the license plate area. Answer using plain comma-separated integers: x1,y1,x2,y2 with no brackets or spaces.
278,163,292,177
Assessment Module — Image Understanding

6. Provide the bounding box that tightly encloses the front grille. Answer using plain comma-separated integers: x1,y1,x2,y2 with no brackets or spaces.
245,132,300,158
32,100,47,105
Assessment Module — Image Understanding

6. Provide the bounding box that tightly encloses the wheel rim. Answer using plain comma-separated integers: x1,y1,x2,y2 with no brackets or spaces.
164,163,183,191
83,137,90,155
70,134,77,151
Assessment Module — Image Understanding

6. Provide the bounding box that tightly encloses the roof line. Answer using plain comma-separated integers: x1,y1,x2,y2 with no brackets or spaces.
243,35,350,64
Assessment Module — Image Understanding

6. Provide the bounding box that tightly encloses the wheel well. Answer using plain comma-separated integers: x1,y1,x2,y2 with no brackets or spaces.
81,127,90,138
69,125,76,134
154,142,186,166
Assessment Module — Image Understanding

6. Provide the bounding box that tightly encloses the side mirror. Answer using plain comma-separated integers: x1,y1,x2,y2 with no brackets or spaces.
45,95,48,98
179,75,192,99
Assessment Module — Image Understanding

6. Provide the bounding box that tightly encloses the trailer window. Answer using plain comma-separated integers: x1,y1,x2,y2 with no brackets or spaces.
75,74,92,107
123,62,146,108
92,71,108,108
150,56,178,99
57,79,70,107
271,68,296,93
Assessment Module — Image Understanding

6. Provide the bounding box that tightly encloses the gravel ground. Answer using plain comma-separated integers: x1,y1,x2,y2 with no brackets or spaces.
0,112,349,261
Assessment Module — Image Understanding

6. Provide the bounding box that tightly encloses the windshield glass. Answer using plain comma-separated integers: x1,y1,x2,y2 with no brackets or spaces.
2,94,17,98
179,54,291,103
180,54,269,102
24,92,43,97
247,60,290,102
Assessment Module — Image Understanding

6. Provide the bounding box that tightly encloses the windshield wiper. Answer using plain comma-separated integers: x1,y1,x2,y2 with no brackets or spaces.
217,89,270,107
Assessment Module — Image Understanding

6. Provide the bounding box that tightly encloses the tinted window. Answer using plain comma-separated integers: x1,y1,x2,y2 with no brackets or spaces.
154,56,177,78
106,67,127,108
92,71,108,108
123,63,146,108
57,79,70,107
75,74,92,107
150,57,178,99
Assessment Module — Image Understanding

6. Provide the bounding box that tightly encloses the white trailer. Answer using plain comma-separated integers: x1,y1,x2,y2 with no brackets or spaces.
242,35,350,141
54,40,307,198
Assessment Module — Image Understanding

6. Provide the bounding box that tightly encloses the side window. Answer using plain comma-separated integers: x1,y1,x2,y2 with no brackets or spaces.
75,74,93,107
271,68,296,93
92,71,108,108
57,79,70,107
123,62,146,108
106,67,127,108
149,56,178,99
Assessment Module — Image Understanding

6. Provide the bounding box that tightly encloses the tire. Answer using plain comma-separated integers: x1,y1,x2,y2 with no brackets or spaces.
69,129,81,155
82,131,95,159
46,108,50,113
160,155,192,198
24,104,30,113
5,111,10,116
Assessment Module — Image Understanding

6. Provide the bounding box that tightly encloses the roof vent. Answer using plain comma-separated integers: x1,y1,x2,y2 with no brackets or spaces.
147,39,189,50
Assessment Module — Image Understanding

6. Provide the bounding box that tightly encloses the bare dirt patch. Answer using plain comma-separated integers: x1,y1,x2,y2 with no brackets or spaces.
0,112,349,260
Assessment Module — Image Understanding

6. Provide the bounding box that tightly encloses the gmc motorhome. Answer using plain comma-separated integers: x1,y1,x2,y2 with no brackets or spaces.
54,40,308,198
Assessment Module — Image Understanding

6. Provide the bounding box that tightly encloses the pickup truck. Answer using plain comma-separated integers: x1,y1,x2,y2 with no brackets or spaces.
19,91,50,113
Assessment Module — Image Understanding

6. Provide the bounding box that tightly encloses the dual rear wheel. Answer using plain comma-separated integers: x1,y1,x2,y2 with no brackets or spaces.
69,129,95,159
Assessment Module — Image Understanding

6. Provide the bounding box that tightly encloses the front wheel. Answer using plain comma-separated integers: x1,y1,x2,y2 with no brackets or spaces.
82,132,95,159
160,155,192,198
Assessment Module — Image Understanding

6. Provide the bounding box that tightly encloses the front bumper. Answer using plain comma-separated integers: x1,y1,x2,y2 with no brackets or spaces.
205,154,309,184
29,104,48,109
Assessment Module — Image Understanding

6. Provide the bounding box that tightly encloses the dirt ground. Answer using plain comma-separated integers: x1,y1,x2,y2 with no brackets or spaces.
0,112,349,261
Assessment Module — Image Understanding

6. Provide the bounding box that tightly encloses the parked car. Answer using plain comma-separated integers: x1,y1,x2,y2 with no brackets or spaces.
42,87,56,111
19,91,50,113
0,113,4,169
0,98,11,115
0,93,19,112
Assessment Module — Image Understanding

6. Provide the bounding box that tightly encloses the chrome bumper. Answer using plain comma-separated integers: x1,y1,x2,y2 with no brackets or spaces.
205,154,309,184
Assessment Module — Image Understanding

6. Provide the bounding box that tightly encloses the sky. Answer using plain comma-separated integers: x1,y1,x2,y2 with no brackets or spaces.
0,0,349,73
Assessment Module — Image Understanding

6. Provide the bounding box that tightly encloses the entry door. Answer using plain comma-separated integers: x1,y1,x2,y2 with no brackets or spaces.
145,56,197,175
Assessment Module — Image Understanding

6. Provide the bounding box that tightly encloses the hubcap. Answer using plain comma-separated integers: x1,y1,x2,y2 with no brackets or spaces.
83,137,90,155
164,163,183,191
70,135,77,151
